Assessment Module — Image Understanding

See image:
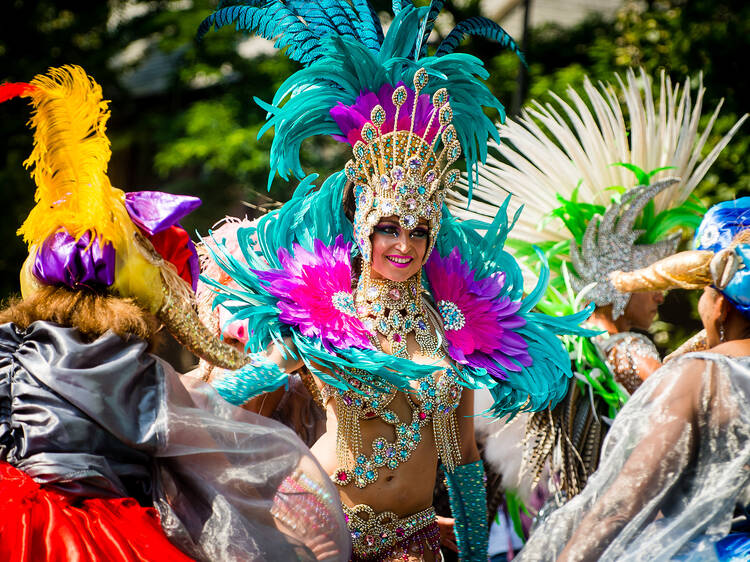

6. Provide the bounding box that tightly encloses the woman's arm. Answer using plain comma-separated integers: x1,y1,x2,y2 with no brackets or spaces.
556,360,705,561
444,386,488,562
457,387,480,465
606,333,661,388
207,338,305,408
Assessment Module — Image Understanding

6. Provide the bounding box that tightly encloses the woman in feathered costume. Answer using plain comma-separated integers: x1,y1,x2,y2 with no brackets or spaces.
516,200,750,560
448,68,746,503
0,66,349,562
197,2,591,561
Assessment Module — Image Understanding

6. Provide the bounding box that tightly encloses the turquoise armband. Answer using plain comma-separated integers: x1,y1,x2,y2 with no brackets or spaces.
211,353,288,406
445,460,489,562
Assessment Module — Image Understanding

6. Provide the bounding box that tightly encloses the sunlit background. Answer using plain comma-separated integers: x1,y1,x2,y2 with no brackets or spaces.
1,0,747,366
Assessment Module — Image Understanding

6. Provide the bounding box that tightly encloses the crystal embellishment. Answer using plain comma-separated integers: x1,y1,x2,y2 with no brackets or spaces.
332,291,357,316
436,300,466,331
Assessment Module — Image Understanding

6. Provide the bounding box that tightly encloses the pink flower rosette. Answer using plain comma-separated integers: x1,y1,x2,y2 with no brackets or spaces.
424,247,531,380
255,235,373,352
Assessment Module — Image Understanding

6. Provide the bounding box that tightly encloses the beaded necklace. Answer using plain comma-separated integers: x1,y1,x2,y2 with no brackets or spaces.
354,271,438,358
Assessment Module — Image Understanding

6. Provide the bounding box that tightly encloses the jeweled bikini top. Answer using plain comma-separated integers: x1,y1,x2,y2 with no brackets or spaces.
322,362,463,489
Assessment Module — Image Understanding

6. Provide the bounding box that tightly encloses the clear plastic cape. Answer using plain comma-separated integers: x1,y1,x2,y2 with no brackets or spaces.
153,372,351,561
516,352,750,562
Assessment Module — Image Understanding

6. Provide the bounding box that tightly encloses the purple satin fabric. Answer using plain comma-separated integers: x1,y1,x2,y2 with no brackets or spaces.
33,230,115,289
124,191,201,235
31,191,201,291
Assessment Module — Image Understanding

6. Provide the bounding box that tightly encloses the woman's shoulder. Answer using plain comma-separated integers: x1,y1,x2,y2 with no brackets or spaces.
599,331,658,355
705,340,750,359
649,350,750,399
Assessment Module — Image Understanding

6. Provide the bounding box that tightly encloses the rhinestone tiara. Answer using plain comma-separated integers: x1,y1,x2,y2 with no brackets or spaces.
346,69,462,263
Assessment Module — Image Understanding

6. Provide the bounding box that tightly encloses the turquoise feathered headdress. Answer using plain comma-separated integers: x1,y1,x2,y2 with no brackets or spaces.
199,0,524,193
198,2,591,418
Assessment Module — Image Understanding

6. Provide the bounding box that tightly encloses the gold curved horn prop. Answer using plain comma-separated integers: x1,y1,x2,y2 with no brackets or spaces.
156,286,249,371
609,250,714,293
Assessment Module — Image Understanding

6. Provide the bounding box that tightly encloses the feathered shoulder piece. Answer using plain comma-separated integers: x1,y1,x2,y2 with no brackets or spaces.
201,216,438,393
428,197,595,418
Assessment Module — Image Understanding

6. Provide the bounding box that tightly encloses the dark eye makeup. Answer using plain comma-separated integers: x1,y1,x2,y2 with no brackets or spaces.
373,223,400,236
373,222,429,239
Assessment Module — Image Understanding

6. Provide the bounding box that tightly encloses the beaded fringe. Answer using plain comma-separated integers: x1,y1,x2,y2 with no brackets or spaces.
336,398,360,470
434,409,461,473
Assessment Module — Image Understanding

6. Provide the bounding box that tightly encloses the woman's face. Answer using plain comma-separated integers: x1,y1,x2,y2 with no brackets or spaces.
623,291,664,331
698,286,725,347
370,215,429,283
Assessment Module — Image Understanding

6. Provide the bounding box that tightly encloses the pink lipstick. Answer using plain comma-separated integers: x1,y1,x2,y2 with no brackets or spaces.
386,254,413,268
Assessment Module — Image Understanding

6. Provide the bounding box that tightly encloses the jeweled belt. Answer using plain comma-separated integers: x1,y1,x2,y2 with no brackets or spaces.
342,503,438,559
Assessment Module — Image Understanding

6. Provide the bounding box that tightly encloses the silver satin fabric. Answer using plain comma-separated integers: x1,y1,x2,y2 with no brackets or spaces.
0,321,350,561
517,352,750,562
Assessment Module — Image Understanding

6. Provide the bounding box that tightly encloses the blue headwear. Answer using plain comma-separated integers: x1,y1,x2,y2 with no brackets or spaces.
695,197,750,318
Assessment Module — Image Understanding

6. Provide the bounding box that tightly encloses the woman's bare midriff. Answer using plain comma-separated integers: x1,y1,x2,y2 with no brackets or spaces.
311,389,440,516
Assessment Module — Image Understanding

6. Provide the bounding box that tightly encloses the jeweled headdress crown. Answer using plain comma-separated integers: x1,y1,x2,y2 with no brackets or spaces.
340,69,462,263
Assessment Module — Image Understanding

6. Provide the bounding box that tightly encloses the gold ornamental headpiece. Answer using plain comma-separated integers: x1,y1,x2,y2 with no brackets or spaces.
339,69,462,263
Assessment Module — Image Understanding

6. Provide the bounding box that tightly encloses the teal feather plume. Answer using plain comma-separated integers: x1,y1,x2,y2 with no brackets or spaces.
198,2,323,65
198,0,387,65
415,0,444,58
435,16,526,66
392,0,411,15
286,1,359,43
352,0,383,48
255,7,503,197
199,2,515,200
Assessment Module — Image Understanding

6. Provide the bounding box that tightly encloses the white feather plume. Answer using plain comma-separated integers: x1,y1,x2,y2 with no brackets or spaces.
449,68,747,245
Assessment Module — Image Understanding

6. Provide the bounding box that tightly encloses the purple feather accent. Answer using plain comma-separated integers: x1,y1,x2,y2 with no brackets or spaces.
33,230,115,289
255,236,373,351
125,191,201,235
424,247,531,380
330,82,439,146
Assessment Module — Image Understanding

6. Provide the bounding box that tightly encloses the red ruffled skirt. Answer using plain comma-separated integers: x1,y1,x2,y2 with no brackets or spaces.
0,461,195,562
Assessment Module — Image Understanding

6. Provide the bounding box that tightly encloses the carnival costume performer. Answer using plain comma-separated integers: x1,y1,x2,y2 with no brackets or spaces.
516,198,750,561
197,2,592,560
448,68,747,501
0,66,349,562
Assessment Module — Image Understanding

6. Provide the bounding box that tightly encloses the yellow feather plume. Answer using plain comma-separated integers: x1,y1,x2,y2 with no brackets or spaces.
17,65,136,251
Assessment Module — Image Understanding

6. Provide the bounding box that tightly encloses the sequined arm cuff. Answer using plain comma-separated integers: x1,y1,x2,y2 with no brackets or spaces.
211,353,288,406
445,460,489,562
